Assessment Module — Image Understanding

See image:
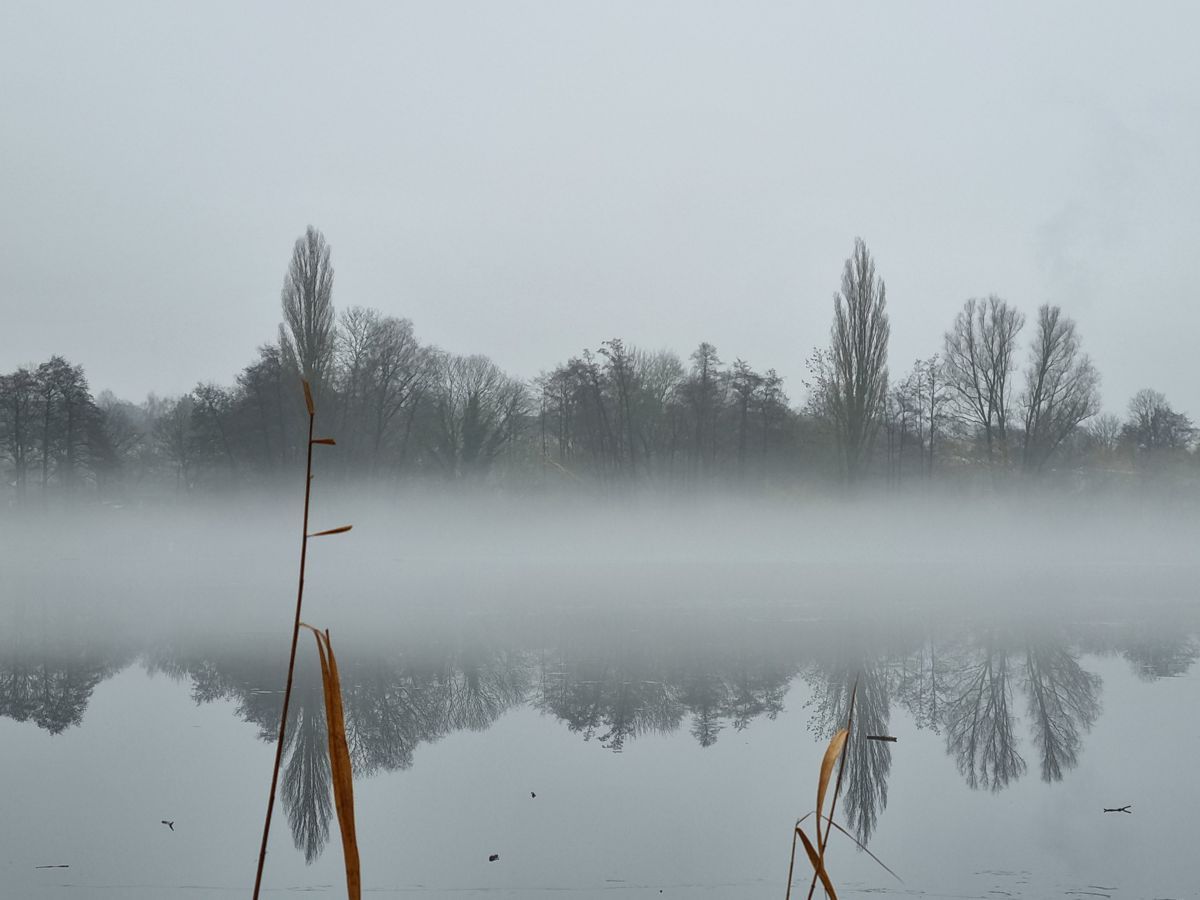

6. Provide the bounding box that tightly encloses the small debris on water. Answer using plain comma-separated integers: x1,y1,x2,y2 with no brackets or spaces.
488,853,500,862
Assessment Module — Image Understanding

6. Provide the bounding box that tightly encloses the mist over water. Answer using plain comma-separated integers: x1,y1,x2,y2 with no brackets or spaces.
4,491,1197,638
3,490,1200,898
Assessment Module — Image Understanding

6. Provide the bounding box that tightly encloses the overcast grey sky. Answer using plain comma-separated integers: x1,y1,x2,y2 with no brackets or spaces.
3,2,1198,415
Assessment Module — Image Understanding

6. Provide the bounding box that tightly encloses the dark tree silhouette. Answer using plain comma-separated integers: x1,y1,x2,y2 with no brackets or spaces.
1020,305,1101,472
943,296,1024,466
279,226,337,403
825,239,890,483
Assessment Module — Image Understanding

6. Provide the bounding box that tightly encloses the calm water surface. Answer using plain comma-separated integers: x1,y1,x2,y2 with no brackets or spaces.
3,602,1199,899
3,504,1199,899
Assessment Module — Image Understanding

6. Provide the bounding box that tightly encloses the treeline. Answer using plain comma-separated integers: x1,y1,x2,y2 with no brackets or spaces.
2,228,1197,505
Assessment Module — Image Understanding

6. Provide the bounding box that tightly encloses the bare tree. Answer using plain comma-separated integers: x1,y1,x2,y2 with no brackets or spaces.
729,359,762,479
943,296,1025,465
882,372,918,485
335,305,382,453
337,309,430,474
1020,305,1101,472
431,354,528,478
826,238,890,482
279,226,336,400
911,355,949,477
154,395,196,491
755,368,788,471
191,383,238,478
633,348,685,479
599,338,639,477
32,357,96,495
370,318,432,474
1084,413,1122,467
682,342,723,474
0,368,37,502
95,392,156,488
1123,389,1195,463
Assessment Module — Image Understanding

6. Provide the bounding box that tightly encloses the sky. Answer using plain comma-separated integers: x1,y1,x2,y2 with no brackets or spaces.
3,1,1199,416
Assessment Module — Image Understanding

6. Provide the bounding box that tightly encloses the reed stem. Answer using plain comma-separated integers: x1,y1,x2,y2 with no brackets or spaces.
252,400,315,899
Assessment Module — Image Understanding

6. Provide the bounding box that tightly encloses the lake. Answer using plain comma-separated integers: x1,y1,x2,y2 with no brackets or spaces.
2,498,1198,899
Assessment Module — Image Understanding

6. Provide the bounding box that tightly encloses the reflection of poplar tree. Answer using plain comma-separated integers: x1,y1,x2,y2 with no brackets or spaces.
281,678,332,863
806,661,893,844
148,643,531,863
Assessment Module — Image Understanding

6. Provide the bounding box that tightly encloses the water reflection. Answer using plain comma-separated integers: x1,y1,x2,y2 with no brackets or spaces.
806,657,893,843
1120,630,1200,680
1,612,1195,860
941,632,1027,791
142,640,532,861
0,632,132,735
534,634,794,751
1023,635,1101,783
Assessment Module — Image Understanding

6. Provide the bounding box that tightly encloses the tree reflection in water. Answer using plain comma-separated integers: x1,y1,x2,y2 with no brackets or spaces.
532,629,796,751
0,647,131,734
282,677,331,861
942,633,1026,791
806,657,893,844
1022,636,1100,783
1121,631,1200,681
0,614,1193,862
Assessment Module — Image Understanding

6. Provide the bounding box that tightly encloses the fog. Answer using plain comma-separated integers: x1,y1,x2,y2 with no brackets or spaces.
5,492,1197,643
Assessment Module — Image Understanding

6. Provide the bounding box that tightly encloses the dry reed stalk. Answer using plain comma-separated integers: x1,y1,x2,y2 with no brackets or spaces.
785,676,860,900
252,380,353,900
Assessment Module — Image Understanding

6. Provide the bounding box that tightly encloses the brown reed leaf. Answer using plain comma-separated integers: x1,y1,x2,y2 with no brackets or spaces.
302,380,315,416
815,728,847,849
796,826,837,900
301,624,360,900
309,525,353,537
